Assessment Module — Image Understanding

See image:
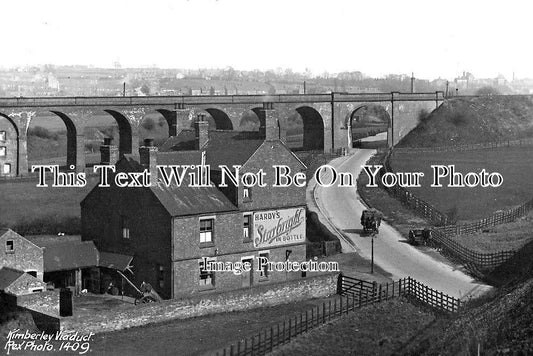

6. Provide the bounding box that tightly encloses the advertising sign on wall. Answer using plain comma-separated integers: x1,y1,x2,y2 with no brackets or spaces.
253,207,306,248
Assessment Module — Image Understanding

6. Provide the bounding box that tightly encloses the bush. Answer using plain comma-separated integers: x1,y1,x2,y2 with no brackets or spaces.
476,86,501,96
9,215,81,235
447,112,469,127
28,126,59,140
446,205,459,224
418,109,430,125
142,118,155,131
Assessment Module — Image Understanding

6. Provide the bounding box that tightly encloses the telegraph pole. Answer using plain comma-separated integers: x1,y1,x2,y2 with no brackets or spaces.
370,230,378,274
123,82,126,97
371,234,374,274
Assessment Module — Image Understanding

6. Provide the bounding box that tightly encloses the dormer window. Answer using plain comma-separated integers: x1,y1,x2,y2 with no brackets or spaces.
0,131,5,141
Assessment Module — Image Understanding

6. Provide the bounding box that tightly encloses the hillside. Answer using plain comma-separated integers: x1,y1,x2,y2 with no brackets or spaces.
403,240,533,355
397,96,533,148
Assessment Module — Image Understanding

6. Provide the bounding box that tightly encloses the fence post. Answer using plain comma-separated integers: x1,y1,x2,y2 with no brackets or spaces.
359,289,362,307
337,273,343,295
223,347,226,356
270,327,273,351
230,344,234,356
305,310,308,332
252,335,255,356
323,302,326,323
289,318,292,341
399,279,402,295
258,332,261,354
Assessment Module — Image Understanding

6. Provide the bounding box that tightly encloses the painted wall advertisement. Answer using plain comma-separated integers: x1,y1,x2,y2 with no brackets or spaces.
253,207,306,248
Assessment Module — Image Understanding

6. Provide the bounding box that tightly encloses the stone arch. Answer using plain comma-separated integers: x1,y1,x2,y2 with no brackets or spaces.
0,113,20,176
347,104,391,127
156,109,178,137
347,104,391,148
295,106,324,150
204,108,233,130
49,111,79,170
239,107,262,131
138,110,171,144
104,110,134,156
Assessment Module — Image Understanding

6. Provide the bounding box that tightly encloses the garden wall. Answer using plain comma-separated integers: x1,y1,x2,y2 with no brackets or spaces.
61,273,338,334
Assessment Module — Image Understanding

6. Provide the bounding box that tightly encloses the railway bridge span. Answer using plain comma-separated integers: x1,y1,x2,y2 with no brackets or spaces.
0,92,444,176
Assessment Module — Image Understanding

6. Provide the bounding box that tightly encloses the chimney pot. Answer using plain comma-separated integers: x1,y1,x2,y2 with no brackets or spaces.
194,118,209,149
139,139,158,185
100,139,118,165
262,106,280,141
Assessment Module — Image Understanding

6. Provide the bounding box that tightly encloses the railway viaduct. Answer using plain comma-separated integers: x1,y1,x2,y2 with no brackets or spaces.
0,92,444,176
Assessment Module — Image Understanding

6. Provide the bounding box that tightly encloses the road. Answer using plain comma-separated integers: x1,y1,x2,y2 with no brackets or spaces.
311,136,491,299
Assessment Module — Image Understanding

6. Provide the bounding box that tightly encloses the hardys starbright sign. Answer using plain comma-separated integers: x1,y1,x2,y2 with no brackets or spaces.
253,207,306,248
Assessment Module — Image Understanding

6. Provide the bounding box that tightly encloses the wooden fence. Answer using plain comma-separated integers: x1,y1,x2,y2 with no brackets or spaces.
338,275,461,313
392,137,533,154
437,198,533,236
380,150,450,225
379,149,531,270
215,275,460,356
430,229,516,269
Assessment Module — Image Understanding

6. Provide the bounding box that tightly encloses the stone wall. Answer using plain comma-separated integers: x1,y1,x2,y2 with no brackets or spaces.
61,273,337,334
17,290,60,316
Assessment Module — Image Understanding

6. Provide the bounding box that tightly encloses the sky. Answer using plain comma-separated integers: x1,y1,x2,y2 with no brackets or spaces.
1,0,532,80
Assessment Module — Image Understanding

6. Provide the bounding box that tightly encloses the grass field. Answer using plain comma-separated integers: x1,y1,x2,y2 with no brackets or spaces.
450,211,533,253
390,146,533,221
0,177,98,231
270,298,436,356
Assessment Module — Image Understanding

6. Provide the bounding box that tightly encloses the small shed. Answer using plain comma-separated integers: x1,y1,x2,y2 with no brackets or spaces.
0,267,46,296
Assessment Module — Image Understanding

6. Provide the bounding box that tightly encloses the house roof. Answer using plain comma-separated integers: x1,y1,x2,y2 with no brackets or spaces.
99,252,133,272
41,240,99,272
161,130,264,168
120,154,238,216
0,267,24,291
26,235,82,247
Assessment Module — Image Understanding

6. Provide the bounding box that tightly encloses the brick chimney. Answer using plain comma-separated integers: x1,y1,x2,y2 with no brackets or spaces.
194,114,209,149
139,138,158,184
262,102,280,141
100,137,119,165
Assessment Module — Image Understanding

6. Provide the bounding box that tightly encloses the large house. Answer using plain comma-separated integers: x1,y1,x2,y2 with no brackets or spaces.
81,112,308,299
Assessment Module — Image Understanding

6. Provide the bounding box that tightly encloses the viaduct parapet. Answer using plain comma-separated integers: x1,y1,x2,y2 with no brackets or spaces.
0,92,444,176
